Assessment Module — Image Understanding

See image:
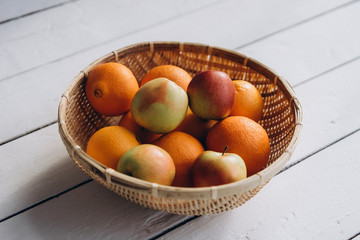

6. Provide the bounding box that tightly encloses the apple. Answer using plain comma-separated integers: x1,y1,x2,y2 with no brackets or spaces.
116,144,175,186
187,70,235,120
130,77,188,133
192,147,247,187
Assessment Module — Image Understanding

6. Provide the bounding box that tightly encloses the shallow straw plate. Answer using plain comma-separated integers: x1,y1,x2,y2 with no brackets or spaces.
58,42,303,215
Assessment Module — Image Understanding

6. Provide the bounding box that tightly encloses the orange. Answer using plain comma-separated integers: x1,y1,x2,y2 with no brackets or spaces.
153,131,204,187
140,65,192,91
229,80,264,122
86,126,140,169
119,111,162,143
85,62,139,116
174,108,217,144
118,111,140,134
206,116,270,176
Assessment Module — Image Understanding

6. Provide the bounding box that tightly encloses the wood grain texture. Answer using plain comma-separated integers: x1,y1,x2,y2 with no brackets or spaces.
0,0,71,23
1,0,360,239
0,181,190,240
0,0,350,143
0,0,219,81
1,39,360,240
0,124,88,219
288,58,360,166
160,130,360,240
239,0,360,86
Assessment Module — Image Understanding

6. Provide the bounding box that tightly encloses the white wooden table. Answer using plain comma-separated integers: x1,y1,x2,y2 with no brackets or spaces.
1,0,360,239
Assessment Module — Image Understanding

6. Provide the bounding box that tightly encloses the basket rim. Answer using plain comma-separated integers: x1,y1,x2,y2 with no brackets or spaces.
58,41,303,200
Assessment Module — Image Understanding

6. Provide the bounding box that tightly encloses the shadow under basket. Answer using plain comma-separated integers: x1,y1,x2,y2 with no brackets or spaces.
58,42,303,215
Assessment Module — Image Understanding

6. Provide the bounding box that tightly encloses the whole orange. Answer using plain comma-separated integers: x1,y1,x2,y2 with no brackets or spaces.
86,126,140,169
229,80,264,122
206,116,270,176
174,108,217,144
140,65,192,91
153,131,204,187
85,62,139,116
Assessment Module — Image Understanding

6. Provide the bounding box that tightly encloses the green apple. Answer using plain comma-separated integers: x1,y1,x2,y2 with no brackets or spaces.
130,77,188,133
116,144,175,185
192,148,247,187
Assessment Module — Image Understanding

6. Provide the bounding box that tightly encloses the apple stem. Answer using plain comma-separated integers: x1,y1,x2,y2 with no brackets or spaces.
222,146,228,156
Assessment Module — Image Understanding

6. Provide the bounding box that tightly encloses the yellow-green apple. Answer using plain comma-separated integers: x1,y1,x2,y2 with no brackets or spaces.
130,77,188,133
187,70,235,120
116,144,175,185
192,148,247,187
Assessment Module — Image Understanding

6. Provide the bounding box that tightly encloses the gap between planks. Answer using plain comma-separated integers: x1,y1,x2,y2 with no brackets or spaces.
2,51,360,147
0,0,358,146
0,179,92,223
1,0,359,232
293,55,360,88
281,128,360,173
0,0,356,83
234,0,360,50
1,54,360,226
349,232,360,240
148,129,360,240
0,120,57,147
0,0,226,83
0,0,80,25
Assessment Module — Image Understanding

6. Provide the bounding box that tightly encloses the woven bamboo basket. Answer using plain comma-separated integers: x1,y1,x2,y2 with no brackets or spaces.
58,42,302,215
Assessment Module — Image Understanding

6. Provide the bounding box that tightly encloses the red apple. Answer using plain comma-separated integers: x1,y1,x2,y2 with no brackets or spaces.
187,70,235,120
116,144,175,186
192,148,247,187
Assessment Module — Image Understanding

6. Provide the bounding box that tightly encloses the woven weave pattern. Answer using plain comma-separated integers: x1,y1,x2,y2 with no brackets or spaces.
58,42,302,215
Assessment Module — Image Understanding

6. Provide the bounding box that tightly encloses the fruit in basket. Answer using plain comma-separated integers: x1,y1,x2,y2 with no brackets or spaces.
206,116,270,176
138,128,163,144
187,70,235,120
131,77,188,133
85,62,139,116
118,111,140,134
140,65,192,91
229,80,264,122
192,148,247,187
153,131,204,187
116,144,175,186
86,126,140,169
174,108,217,144
119,111,162,143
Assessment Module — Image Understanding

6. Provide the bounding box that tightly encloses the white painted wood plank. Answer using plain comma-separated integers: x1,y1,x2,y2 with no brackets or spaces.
288,58,360,166
353,234,360,240
0,0,358,238
0,181,188,240
0,123,191,238
0,0,69,23
0,0,349,81
0,0,219,81
0,124,89,219
1,43,359,239
0,0,351,143
239,0,360,86
160,130,360,240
